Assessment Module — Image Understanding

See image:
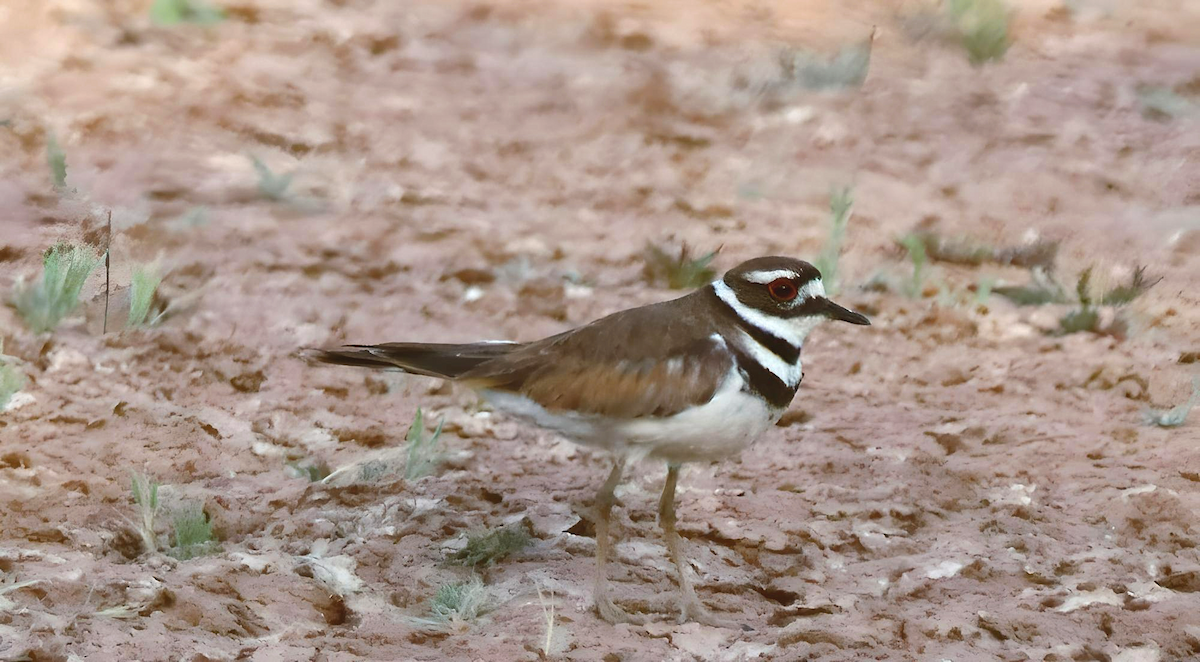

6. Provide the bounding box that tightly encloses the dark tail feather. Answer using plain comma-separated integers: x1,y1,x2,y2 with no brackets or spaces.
302,341,519,379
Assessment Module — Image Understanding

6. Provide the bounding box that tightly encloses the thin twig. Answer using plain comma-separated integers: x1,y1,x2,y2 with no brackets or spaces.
103,210,112,334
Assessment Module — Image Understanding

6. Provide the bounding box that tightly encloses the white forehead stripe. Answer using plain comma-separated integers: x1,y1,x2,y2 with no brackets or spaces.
742,269,800,284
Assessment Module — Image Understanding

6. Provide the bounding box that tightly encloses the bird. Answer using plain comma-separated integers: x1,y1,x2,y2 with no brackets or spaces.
304,255,870,626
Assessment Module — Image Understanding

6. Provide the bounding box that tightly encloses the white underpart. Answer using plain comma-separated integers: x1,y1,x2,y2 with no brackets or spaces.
481,370,774,464
478,335,778,463
711,279,827,348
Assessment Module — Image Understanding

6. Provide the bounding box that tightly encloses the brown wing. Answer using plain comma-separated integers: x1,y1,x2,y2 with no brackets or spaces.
461,296,733,419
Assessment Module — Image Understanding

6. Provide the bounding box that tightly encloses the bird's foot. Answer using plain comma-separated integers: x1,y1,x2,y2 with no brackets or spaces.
677,597,739,629
595,595,648,625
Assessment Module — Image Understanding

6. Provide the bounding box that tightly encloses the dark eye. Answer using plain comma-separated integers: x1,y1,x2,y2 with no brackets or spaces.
768,278,797,302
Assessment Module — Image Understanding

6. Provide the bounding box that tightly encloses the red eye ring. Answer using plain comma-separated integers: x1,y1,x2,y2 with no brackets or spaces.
767,278,797,302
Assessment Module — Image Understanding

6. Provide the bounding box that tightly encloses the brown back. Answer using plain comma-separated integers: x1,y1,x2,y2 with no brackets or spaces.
462,290,735,418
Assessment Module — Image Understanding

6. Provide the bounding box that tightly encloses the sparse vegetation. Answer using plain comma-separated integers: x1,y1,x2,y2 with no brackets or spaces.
779,30,873,91
993,268,1067,306
946,0,1011,65
974,275,996,307
130,472,161,554
126,264,165,328
814,187,854,294
0,342,23,412
643,243,718,290
286,458,331,482
168,206,209,231
46,134,68,191
1100,266,1159,305
167,502,219,560
405,407,445,480
409,576,493,631
898,234,928,298
447,521,534,567
129,473,218,559
1137,85,1197,121
10,243,103,333
905,230,1058,270
319,410,444,486
252,156,295,201
1144,378,1200,428
993,264,1159,336
150,0,224,25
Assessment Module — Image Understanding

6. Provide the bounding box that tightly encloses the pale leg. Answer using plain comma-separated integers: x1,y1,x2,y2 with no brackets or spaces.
593,457,643,624
658,463,735,627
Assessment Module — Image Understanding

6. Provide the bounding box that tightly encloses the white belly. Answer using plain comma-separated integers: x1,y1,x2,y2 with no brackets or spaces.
480,368,781,464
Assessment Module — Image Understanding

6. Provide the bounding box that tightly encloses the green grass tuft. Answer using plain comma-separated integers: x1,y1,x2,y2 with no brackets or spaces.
168,502,219,560
130,472,161,554
779,33,873,91
10,243,102,333
405,407,445,480
898,234,928,298
643,243,718,290
947,0,1011,65
46,134,68,191
814,187,854,294
447,521,534,567
1144,377,1200,428
127,264,164,328
1137,86,1197,121
251,156,295,201
287,459,331,482
1053,266,1159,336
0,342,24,412
150,0,224,25
1100,266,1160,306
409,576,492,631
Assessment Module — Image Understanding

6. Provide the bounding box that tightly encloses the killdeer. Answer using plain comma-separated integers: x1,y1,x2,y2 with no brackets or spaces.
305,256,869,626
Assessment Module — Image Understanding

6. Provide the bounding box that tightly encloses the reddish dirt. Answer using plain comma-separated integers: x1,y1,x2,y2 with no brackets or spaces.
2,1,1200,660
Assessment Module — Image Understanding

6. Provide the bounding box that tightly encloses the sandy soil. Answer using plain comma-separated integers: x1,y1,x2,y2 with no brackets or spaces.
2,1,1200,660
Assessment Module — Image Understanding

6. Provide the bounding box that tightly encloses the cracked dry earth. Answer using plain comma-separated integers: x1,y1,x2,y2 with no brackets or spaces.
2,0,1200,660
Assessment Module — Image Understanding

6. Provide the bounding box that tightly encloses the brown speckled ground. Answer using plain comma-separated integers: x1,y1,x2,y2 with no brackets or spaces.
2,1,1200,660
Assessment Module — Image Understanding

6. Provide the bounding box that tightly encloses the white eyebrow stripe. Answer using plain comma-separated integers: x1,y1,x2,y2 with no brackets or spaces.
742,269,800,284
798,279,826,301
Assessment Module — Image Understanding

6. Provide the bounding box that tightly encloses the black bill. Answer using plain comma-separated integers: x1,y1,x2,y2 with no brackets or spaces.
822,299,871,325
